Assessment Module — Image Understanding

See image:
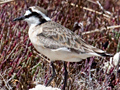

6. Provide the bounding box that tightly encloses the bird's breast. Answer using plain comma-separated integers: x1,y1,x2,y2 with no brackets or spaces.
28,25,43,46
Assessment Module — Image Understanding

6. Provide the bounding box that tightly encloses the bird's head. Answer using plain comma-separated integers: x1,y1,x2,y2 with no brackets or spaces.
13,6,51,26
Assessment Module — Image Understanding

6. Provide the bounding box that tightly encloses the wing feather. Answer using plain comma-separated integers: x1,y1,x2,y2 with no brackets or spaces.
37,21,83,51
36,21,112,56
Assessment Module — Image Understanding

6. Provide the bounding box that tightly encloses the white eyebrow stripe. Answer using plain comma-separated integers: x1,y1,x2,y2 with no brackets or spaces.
24,10,31,16
32,8,51,21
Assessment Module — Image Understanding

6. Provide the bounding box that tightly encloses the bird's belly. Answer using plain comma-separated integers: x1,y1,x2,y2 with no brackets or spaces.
33,44,82,62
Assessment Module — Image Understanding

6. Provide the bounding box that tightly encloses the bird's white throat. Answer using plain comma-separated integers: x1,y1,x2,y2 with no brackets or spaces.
24,16,40,27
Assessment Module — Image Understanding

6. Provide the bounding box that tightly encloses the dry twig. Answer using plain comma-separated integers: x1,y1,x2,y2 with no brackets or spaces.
0,0,13,4
63,1,112,19
82,25,120,35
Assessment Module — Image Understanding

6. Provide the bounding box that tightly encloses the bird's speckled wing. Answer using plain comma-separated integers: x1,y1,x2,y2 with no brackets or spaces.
36,21,106,55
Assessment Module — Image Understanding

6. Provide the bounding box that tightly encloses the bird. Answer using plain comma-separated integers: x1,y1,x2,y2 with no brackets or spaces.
13,6,113,90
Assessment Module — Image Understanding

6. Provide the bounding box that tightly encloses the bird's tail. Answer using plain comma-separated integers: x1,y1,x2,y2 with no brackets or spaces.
77,38,113,57
95,52,113,57
89,46,113,57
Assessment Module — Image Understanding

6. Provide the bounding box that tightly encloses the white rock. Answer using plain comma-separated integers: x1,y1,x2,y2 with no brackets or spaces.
29,84,61,90
110,52,120,66
103,52,120,73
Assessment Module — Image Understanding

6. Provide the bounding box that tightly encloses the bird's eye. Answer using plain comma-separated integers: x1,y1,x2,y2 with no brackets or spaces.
28,8,32,12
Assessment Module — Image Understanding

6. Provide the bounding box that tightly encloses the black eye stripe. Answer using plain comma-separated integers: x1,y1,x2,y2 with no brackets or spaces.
24,11,47,24
25,12,41,18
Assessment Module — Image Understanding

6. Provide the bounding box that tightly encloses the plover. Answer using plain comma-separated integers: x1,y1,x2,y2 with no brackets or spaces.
13,6,113,90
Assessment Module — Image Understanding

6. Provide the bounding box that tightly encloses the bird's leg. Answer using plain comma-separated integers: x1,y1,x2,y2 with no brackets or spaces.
46,61,56,86
63,61,68,90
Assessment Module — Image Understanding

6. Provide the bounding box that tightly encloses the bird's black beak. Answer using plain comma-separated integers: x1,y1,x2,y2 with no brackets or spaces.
13,16,26,21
